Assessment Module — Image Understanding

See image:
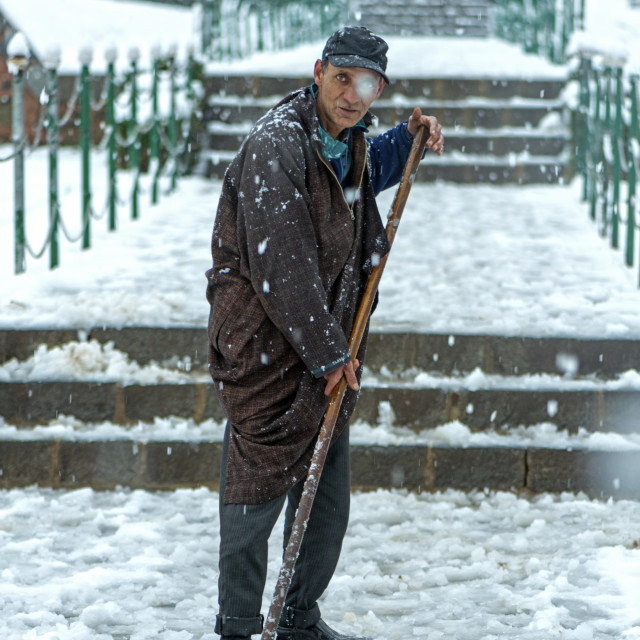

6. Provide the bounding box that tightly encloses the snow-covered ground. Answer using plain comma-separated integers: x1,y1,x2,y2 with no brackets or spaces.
1,148,639,336
2,486,640,640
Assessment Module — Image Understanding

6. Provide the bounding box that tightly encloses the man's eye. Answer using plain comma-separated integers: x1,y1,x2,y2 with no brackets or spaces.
355,78,377,98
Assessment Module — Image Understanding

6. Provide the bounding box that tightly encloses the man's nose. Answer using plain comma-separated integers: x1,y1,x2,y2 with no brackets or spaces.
343,83,359,104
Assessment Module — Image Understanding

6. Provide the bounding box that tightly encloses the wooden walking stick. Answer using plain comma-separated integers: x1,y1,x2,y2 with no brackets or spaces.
261,124,430,640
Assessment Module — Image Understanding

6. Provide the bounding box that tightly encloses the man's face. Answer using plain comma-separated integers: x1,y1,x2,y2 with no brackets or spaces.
313,60,385,140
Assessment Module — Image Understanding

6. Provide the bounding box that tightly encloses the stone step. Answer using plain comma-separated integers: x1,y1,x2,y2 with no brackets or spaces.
361,6,490,18
206,122,569,156
356,0,493,36
204,151,571,184
364,25,491,37
3,327,639,496
203,76,566,102
361,6,491,17
357,0,492,8
2,380,639,434
3,328,639,378
201,72,571,184
1,438,638,499
202,93,570,184
357,18,490,38
413,154,570,184
205,96,564,129
359,0,492,5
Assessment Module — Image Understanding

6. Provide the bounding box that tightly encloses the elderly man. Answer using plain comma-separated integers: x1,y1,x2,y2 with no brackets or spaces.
206,26,444,640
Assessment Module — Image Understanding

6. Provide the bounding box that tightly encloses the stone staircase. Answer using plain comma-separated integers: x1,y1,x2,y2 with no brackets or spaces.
2,327,639,498
202,73,572,185
353,0,494,37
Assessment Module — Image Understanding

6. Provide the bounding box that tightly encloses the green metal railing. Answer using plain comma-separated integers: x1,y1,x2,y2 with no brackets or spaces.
493,0,586,64
574,54,640,285
200,0,348,60
6,1,347,275
5,37,199,274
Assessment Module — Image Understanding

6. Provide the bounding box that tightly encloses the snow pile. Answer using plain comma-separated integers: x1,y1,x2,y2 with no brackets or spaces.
365,365,640,391
1,486,640,639
0,0,197,73
350,416,640,451
2,408,640,452
0,414,226,442
570,0,640,73
0,340,198,384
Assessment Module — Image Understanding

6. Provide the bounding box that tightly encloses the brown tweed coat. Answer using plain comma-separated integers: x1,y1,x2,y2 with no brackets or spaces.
206,86,390,504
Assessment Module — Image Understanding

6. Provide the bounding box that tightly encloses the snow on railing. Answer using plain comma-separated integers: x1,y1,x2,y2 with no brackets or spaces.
199,0,347,61
493,0,586,64
4,33,200,275
572,52,640,286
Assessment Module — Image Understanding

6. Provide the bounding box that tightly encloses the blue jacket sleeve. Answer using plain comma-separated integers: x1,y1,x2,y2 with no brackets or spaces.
367,121,419,196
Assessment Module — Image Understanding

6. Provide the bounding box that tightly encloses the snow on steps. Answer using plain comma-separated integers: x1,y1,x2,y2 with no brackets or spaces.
354,0,493,37
201,74,572,184
1,328,640,498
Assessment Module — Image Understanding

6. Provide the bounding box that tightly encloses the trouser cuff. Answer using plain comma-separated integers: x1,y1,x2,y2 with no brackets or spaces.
215,613,264,636
279,604,321,629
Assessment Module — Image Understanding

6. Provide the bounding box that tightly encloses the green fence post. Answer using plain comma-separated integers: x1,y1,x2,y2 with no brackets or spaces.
493,0,584,64
256,3,265,51
150,48,161,205
627,75,639,270
589,65,601,222
129,48,140,220
224,0,236,59
578,0,586,29
105,47,118,231
169,48,178,193
279,1,287,50
79,48,93,250
611,65,623,249
213,0,223,60
184,46,196,174
560,0,572,63
202,0,214,57
525,0,539,54
601,65,612,236
578,54,591,202
550,0,558,61
45,48,61,269
268,4,277,51
8,35,29,275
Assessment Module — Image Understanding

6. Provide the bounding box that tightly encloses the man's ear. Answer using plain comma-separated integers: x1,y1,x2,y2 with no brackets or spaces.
313,59,324,86
375,78,386,99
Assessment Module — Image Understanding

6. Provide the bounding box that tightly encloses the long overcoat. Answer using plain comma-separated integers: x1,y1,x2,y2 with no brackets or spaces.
206,86,390,504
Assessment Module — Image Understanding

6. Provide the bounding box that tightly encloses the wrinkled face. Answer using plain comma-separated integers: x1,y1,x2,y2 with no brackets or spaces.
313,60,385,139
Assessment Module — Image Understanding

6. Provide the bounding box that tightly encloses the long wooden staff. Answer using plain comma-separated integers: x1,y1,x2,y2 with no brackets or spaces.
261,124,430,640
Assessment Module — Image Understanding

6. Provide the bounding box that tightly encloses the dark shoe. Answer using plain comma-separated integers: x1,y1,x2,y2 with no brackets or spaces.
276,618,372,640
